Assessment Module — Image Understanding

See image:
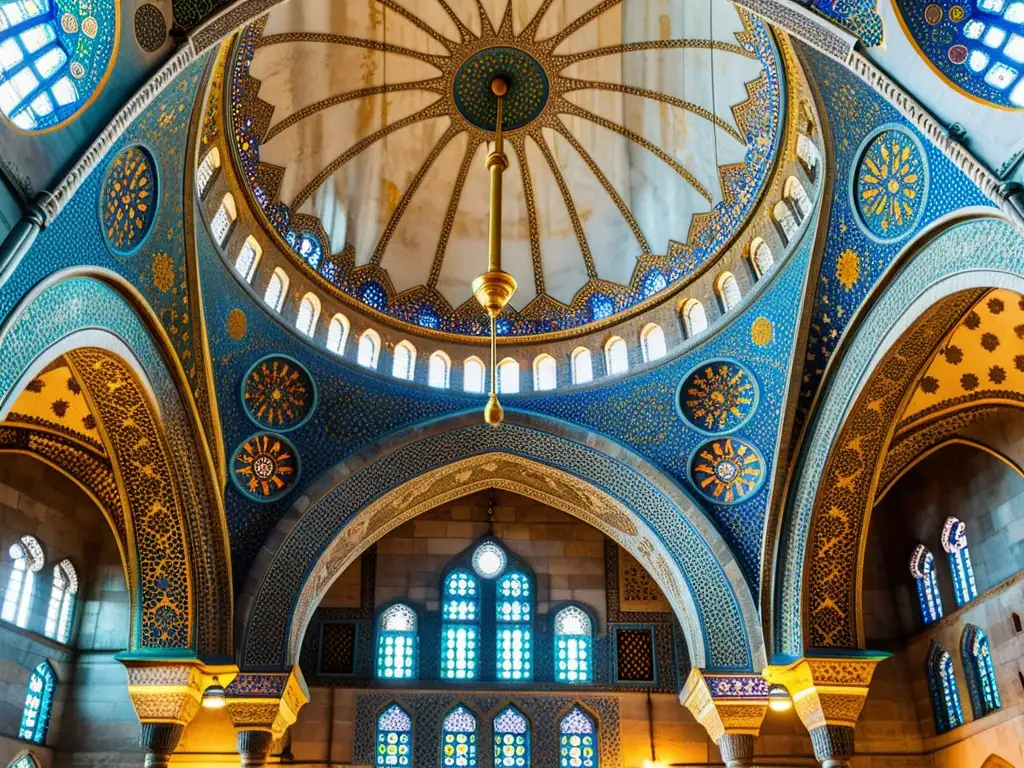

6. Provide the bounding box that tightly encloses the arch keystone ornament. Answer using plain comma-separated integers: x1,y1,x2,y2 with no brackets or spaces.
761,652,890,768
680,669,769,768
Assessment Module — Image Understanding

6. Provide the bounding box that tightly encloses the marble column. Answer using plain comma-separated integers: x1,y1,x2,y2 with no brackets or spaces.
138,722,184,768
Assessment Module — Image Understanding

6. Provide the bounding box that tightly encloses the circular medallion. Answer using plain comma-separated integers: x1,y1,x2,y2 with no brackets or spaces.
751,317,774,347
227,308,248,340
241,355,317,431
947,44,968,65
81,16,97,38
61,12,78,32
134,4,167,53
851,126,928,243
948,4,965,21
689,437,766,505
101,145,159,256
677,360,759,435
231,432,300,502
453,46,550,131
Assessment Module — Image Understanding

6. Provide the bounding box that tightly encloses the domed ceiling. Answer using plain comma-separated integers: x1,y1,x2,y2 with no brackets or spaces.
228,0,784,337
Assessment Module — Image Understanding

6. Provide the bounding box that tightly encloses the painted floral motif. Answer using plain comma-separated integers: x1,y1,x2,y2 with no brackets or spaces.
102,146,158,254
854,128,927,241
231,432,299,501
690,438,765,505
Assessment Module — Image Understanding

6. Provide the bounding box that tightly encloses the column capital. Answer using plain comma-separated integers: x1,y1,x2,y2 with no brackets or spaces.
225,666,310,740
761,651,890,733
679,668,769,743
121,659,238,727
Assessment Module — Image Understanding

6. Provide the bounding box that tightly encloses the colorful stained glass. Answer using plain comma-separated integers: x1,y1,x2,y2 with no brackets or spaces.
910,545,944,624
496,571,533,681
376,604,418,680
942,517,978,607
962,625,1001,718
442,705,477,768
376,704,413,768
19,662,54,743
554,607,593,683
559,706,598,768
493,705,530,768
927,643,964,734
442,569,479,680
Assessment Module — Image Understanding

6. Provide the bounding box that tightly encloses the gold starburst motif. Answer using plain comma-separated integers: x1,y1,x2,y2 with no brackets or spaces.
679,361,758,434
856,128,925,241
151,252,175,293
836,249,860,291
690,437,765,505
750,317,774,347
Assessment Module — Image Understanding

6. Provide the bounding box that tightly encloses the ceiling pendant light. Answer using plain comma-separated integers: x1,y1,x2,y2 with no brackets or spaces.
472,76,517,427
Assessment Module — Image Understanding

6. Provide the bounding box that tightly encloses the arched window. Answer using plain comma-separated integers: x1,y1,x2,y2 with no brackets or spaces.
497,358,519,394
927,642,964,734
9,753,40,768
442,705,477,768
376,604,418,680
44,559,76,643
210,193,236,246
554,606,592,683
772,200,799,243
570,348,593,385
942,517,978,607
464,357,485,394
429,351,451,389
358,329,381,369
714,272,742,312
234,236,262,283
375,704,413,768
681,298,708,338
264,267,289,313
559,705,598,768
495,571,533,681
3,535,43,629
784,176,812,221
19,662,54,744
441,569,479,680
493,705,530,768
962,624,1001,719
604,337,628,375
393,341,417,381
796,134,820,179
0,2,88,130
326,313,350,354
640,324,666,363
295,293,321,338
910,545,944,625
748,237,774,279
533,354,557,391
197,147,221,196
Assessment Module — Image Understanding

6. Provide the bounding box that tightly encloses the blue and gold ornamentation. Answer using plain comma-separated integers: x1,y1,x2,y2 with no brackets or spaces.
454,47,549,131
689,438,765,505
101,146,159,255
852,127,928,242
678,361,759,435
231,432,300,502
242,355,317,431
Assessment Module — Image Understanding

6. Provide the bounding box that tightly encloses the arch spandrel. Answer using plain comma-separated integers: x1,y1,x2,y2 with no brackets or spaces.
240,413,765,673
774,216,1024,658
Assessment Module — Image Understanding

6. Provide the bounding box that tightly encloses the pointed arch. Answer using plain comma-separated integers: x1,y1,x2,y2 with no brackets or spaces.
910,545,944,625
927,642,964,734
559,704,598,768
327,313,350,354
941,517,978,606
493,704,530,768
7,752,40,768
496,570,533,680
553,605,593,683
463,356,485,393
375,703,413,768
358,329,381,369
961,624,1001,719
570,347,593,385
376,603,418,680
533,354,557,391
19,661,55,744
442,704,478,768
295,292,322,337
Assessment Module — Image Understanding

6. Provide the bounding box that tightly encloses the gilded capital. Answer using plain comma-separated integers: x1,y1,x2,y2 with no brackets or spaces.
225,666,310,739
679,668,769,744
122,660,232,727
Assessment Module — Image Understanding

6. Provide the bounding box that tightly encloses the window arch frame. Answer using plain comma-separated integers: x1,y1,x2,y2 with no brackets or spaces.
926,642,964,734
495,569,534,681
941,517,978,607
639,323,666,363
264,267,289,313
357,329,382,369
493,703,531,768
772,200,799,243
463,356,486,394
961,624,1001,719
570,347,593,385
392,340,417,381
295,292,322,338
44,559,76,644
429,351,452,389
210,193,237,247
533,354,557,391
497,358,520,394
441,703,478,768
748,237,774,280
8,751,40,768
19,661,55,744
197,147,221,197
784,175,812,221
326,313,351,355
714,272,742,313
375,702,413,768
603,337,628,376
680,298,708,338
440,566,481,681
796,133,820,179
3,535,44,629
910,544,944,625
553,604,595,684
234,235,262,284
375,602,419,681
558,703,599,768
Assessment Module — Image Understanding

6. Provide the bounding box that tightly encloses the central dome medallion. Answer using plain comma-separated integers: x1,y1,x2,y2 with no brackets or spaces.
228,0,784,339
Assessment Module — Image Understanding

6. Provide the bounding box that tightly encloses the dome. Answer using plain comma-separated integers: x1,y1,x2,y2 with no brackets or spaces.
228,0,784,338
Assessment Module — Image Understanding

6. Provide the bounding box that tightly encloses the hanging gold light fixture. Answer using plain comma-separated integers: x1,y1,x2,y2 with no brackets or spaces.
471,77,517,427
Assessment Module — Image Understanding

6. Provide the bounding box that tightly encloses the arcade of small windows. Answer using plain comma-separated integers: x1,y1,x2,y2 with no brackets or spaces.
376,540,597,686
926,642,964,734
910,516,982,625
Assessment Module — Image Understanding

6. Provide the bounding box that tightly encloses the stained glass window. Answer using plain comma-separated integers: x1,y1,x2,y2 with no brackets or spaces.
3,535,43,629
464,357,485,393
926,643,964,734
493,705,530,768
441,569,479,680
392,341,417,381
429,352,451,389
496,571,532,681
9,754,39,768
640,324,666,363
327,313,350,354
715,272,742,312
961,624,1001,718
554,606,593,683
19,661,54,744
559,706,598,768
571,348,593,384
44,559,76,644
910,545,944,624
442,705,477,768
376,604,418,680
358,330,381,369
604,337,628,375
533,354,557,391
197,147,221,196
375,704,412,768
941,517,978,607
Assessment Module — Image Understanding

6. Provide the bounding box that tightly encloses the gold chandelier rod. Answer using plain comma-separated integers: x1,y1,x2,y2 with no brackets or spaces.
472,77,517,427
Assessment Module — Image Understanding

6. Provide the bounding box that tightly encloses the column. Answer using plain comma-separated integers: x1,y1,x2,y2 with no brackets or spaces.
238,729,275,767
762,651,889,768
122,661,207,768
138,723,184,768
226,667,310,765
679,669,769,768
